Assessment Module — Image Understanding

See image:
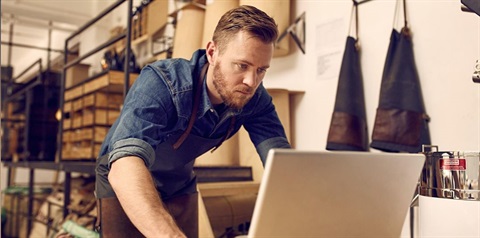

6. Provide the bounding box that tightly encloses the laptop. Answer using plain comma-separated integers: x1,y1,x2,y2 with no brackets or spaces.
247,149,425,238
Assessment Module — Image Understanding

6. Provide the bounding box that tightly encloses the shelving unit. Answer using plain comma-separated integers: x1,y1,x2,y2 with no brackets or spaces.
58,0,134,164
2,0,134,236
1,59,61,162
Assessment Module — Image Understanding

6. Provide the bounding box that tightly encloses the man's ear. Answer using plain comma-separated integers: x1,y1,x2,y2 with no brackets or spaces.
206,41,217,65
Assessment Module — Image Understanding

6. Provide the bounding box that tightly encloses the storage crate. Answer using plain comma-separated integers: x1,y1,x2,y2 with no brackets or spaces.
71,111,83,129
61,70,138,161
62,141,102,160
82,108,120,126
63,101,72,130
62,127,108,160
83,92,123,109
83,71,137,95
64,84,83,101
66,64,90,89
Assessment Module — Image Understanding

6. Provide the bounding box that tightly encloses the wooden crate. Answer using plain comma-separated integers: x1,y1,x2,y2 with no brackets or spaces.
62,127,105,161
83,71,138,95
72,97,83,112
63,101,72,130
68,127,108,143
63,101,72,113
63,119,71,130
62,142,102,160
62,130,72,143
83,126,109,143
83,92,123,109
71,111,83,129
60,70,136,160
83,108,120,126
64,84,83,101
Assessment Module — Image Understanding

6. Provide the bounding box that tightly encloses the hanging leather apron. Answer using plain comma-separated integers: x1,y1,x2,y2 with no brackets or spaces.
326,3,369,151
95,63,236,238
370,0,431,153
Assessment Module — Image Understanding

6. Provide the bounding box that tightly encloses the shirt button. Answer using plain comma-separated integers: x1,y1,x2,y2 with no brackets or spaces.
210,109,214,112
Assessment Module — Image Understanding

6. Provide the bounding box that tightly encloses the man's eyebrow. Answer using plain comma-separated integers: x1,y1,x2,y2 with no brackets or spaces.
233,59,270,69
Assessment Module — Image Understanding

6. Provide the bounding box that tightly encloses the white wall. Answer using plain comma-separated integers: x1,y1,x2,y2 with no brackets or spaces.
263,2,479,235
264,0,480,152
1,0,479,233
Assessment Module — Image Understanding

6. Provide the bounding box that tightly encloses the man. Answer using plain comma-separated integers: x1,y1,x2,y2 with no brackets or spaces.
95,5,290,237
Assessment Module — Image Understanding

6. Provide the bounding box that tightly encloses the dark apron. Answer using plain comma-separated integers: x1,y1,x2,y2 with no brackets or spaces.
326,4,368,152
95,132,224,238
95,63,234,237
370,0,431,153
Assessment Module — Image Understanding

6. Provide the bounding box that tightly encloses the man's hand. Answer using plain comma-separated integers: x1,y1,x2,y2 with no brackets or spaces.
108,156,186,237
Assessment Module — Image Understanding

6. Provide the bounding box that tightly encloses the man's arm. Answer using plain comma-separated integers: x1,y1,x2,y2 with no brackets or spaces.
108,156,185,237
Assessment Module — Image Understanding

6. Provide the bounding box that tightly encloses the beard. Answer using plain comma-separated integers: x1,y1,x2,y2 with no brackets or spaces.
212,63,254,110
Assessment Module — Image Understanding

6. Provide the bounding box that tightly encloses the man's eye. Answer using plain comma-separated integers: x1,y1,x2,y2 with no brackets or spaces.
257,68,267,74
236,63,248,70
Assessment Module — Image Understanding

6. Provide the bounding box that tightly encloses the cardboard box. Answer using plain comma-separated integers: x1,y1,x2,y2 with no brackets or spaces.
66,64,90,89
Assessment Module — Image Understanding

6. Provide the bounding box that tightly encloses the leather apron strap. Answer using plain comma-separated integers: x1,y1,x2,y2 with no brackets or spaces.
173,64,209,150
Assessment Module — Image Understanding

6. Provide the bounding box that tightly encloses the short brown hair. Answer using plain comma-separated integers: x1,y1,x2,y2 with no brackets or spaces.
212,5,278,54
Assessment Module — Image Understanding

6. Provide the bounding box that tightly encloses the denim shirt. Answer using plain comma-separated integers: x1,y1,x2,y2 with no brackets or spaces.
98,49,290,170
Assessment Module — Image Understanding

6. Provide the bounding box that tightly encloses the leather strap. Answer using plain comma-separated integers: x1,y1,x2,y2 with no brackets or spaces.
173,64,209,150
211,116,236,153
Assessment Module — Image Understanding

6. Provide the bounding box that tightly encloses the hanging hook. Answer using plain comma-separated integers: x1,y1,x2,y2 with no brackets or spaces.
353,0,375,6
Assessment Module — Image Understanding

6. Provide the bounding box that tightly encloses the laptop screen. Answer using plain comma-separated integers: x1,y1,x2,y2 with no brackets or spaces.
247,149,425,237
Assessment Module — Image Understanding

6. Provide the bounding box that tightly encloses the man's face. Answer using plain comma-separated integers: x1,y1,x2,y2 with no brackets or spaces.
208,31,274,110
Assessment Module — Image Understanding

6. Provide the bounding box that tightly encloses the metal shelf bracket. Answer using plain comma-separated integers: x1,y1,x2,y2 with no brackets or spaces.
277,12,306,54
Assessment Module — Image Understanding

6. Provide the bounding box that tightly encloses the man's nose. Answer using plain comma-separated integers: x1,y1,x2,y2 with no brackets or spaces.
243,71,257,87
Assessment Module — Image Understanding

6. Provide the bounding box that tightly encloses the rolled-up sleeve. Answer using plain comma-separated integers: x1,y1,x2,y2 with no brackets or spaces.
108,138,156,168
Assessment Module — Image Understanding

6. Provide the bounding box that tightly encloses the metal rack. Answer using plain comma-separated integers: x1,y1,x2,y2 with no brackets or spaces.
2,0,134,237
2,161,96,236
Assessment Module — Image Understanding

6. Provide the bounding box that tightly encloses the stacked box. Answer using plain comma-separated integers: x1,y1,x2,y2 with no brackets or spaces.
61,71,138,160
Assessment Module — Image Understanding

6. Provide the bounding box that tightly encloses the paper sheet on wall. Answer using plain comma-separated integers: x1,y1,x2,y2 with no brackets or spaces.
316,18,345,80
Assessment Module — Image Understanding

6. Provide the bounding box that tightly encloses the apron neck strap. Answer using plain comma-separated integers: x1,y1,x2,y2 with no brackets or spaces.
173,63,209,150
210,116,236,153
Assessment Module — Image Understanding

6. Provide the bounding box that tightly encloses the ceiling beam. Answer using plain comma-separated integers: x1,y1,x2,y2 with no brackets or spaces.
2,1,92,27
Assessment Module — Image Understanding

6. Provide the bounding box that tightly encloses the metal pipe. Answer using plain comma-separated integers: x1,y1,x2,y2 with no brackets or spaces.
64,33,126,69
12,58,42,83
47,21,52,71
8,23,14,66
0,41,63,53
124,0,133,97
63,172,71,217
27,169,34,237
